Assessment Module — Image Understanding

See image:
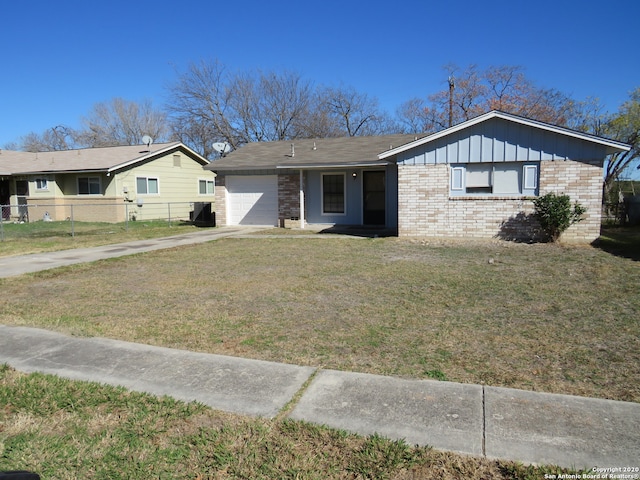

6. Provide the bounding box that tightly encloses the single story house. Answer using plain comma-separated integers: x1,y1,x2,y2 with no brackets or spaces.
0,142,215,223
206,111,630,242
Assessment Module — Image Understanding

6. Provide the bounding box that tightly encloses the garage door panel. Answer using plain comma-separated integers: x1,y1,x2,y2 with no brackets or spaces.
226,175,278,226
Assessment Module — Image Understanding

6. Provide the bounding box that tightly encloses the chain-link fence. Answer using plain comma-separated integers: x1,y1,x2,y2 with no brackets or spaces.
0,201,215,241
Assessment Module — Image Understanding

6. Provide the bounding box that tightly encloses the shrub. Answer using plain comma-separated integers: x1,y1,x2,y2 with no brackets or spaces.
533,193,586,242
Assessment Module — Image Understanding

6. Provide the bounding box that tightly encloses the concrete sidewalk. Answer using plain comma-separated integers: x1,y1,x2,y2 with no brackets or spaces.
0,227,263,278
1,229,638,470
0,325,638,470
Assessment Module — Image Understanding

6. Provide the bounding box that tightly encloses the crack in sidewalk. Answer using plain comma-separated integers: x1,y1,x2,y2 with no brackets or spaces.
482,385,486,457
274,368,320,422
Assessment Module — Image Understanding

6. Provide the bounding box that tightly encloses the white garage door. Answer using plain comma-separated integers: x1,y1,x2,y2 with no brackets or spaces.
226,175,278,226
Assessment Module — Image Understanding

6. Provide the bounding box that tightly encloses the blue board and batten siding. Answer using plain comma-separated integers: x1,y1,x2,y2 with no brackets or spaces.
304,165,398,227
397,117,609,165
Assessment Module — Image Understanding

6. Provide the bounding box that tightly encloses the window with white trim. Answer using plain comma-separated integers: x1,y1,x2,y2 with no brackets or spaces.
136,176,159,195
523,165,538,190
199,179,215,195
450,162,538,196
78,176,101,195
35,178,48,191
322,173,346,214
451,167,464,191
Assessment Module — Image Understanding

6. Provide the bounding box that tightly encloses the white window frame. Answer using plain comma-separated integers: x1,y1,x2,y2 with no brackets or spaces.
450,162,539,196
523,165,538,190
199,178,215,195
451,167,464,191
35,178,49,191
136,176,159,195
77,176,101,195
321,172,346,216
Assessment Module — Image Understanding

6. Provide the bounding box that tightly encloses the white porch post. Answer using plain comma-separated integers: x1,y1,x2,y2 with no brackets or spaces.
299,169,305,229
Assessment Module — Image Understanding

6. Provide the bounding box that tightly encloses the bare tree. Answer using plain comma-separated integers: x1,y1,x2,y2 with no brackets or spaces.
226,69,313,143
263,70,314,140
167,60,314,156
421,64,488,131
20,125,76,152
602,87,640,198
413,64,578,133
396,97,431,134
166,60,237,157
567,96,609,136
312,85,396,137
75,98,169,147
170,116,220,160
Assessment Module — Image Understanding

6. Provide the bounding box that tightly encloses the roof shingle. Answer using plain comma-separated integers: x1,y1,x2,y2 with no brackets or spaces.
206,134,424,171
0,142,200,175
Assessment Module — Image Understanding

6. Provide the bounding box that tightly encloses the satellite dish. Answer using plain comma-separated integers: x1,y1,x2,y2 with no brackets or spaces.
212,142,231,155
141,135,153,148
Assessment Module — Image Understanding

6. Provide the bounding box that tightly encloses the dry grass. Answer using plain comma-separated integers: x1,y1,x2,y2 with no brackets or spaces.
0,220,198,257
0,366,580,479
1,234,638,403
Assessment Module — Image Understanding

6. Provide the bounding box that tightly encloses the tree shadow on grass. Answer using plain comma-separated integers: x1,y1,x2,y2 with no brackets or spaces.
496,213,640,260
592,226,640,261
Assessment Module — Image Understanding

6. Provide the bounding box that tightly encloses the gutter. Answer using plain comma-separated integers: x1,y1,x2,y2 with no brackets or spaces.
277,161,392,169
12,168,110,175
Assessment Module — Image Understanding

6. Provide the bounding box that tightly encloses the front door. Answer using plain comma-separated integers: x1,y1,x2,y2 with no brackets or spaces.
363,171,385,225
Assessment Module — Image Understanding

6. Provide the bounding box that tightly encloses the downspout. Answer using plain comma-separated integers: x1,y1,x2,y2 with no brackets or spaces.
299,169,305,229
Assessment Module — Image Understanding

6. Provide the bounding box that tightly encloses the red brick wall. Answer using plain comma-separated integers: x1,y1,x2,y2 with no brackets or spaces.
278,173,301,228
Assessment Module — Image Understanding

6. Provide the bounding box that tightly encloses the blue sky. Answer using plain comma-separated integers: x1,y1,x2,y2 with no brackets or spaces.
1,0,638,154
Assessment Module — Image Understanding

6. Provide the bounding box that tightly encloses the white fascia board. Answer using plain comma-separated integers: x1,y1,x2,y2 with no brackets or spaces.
378,111,631,159
108,142,208,173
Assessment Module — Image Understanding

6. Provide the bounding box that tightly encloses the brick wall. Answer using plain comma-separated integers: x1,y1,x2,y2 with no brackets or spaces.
214,175,227,226
539,159,603,242
278,173,301,228
398,160,603,243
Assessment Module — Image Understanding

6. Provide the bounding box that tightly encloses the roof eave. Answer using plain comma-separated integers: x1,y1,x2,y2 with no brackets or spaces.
205,164,277,172
278,161,392,169
108,142,208,173
13,168,110,175
207,160,392,172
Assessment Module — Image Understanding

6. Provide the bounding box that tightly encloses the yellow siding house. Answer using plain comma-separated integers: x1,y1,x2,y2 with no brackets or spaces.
0,142,215,223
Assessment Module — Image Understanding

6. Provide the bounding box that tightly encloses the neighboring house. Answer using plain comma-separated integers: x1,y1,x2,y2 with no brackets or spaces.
206,111,630,242
0,142,215,223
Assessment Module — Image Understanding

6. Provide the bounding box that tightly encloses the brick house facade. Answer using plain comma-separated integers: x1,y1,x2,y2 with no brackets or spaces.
208,111,630,243
397,159,604,242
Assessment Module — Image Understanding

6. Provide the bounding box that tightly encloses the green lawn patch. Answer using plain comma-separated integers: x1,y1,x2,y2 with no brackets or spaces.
0,219,200,257
0,366,584,479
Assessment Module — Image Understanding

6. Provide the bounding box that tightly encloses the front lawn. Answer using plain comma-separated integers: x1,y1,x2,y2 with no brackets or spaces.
0,365,584,479
0,219,198,257
1,235,638,403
